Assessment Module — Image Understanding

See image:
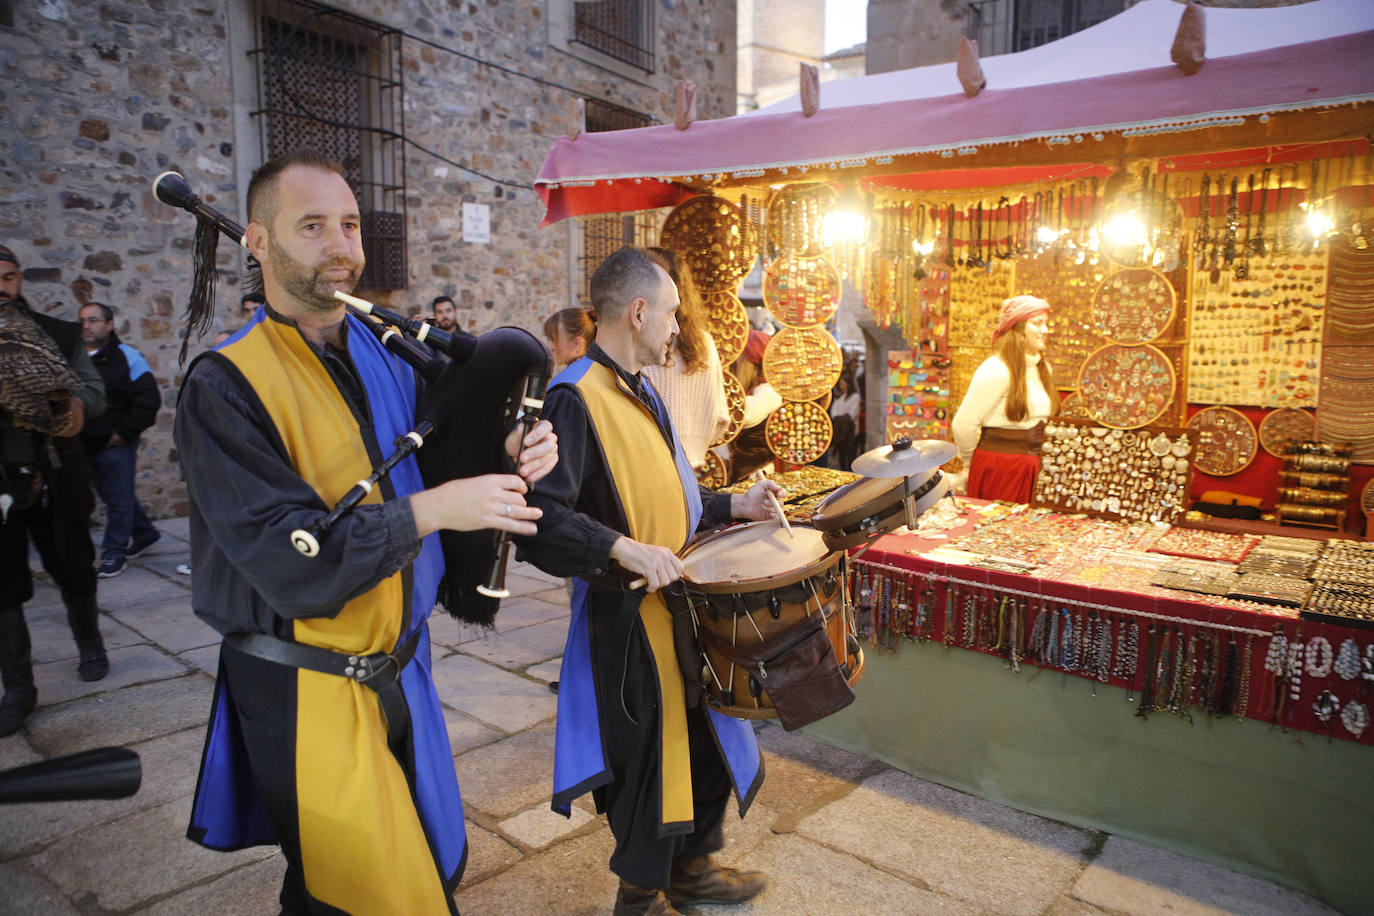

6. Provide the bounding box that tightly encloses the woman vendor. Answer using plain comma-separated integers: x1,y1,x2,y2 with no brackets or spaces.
950,295,1060,502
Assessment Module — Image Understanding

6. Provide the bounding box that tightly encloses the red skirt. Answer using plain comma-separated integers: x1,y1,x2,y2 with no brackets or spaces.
967,448,1041,504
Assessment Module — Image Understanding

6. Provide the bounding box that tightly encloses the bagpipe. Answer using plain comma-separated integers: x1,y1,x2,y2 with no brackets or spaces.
152,171,550,624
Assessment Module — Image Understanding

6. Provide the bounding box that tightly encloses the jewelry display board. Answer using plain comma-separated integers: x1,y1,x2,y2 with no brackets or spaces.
1187,406,1258,476
946,263,1014,348
767,183,837,259
1013,249,1109,390
1099,189,1184,269
700,290,750,366
1187,251,1327,407
711,371,746,447
948,346,985,419
1093,268,1177,344
1326,242,1374,343
659,195,759,292
1318,346,1374,463
1076,343,1176,429
1032,418,1196,524
1258,407,1316,458
884,350,950,443
763,326,843,403
763,255,841,328
696,450,728,489
765,400,833,465
1057,390,1088,420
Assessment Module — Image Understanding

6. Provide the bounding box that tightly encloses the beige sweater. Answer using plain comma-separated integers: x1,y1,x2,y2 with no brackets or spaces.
643,335,729,469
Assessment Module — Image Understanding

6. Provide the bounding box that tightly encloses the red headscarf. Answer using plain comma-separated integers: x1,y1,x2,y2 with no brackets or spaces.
990,295,1050,345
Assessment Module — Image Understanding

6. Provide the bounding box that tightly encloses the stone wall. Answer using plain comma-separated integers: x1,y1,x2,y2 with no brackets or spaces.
0,0,735,518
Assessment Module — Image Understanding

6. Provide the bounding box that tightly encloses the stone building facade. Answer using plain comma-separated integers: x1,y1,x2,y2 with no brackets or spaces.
0,0,736,517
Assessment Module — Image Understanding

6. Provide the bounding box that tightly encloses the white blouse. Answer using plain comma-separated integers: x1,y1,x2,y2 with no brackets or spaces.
950,354,1053,467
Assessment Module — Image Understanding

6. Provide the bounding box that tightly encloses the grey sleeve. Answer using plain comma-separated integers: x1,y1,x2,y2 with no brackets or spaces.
66,343,106,419
175,358,421,623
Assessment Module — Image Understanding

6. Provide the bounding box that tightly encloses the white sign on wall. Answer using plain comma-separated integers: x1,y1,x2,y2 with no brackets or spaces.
462,203,491,244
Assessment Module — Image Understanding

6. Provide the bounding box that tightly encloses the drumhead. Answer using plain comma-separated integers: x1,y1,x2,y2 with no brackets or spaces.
682,521,831,589
811,473,918,531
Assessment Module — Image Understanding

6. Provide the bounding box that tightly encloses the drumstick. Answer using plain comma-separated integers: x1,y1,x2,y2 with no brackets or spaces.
754,469,793,538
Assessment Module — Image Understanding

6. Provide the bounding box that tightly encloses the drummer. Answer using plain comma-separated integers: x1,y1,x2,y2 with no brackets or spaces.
517,246,783,916
950,295,1061,503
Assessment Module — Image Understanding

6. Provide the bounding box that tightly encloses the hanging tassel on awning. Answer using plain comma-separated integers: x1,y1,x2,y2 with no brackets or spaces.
1171,1,1206,75
800,63,820,118
957,37,986,98
675,79,697,131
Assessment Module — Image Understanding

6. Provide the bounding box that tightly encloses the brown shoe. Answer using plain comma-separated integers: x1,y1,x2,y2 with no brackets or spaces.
667,855,766,906
613,880,682,916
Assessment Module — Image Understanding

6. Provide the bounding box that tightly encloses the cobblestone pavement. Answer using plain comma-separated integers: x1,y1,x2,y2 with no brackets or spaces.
0,520,1340,915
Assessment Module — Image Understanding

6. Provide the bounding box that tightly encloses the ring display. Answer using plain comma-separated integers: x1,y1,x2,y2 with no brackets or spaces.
1187,406,1257,477
765,400,833,465
700,290,750,366
711,371,746,447
763,256,841,329
659,195,758,292
763,326,843,403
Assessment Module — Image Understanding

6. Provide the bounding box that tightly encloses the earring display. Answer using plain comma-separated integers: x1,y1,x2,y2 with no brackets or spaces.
764,255,841,328
1093,268,1177,345
1076,343,1176,429
767,183,837,258
765,399,833,465
695,449,729,489
1032,418,1196,524
1187,406,1258,476
763,326,843,403
947,263,1014,348
700,290,750,366
659,194,759,292
711,371,746,447
1015,248,1110,390
1258,407,1316,458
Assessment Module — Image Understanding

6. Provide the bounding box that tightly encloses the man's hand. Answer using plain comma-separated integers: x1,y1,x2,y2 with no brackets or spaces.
505,419,557,485
108,432,125,448
731,477,786,523
410,474,541,539
610,536,683,593
51,396,85,438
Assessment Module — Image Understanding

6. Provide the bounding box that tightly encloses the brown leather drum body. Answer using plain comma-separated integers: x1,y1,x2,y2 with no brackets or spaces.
675,521,864,730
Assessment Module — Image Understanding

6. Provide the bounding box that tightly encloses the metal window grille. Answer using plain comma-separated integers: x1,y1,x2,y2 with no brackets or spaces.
967,0,1137,56
577,101,657,304
251,0,408,290
572,0,655,72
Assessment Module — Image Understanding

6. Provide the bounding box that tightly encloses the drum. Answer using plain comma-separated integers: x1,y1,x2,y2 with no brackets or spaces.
810,468,950,550
676,521,864,730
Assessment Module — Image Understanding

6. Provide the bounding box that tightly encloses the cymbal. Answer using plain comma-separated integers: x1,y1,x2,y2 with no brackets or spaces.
851,437,957,478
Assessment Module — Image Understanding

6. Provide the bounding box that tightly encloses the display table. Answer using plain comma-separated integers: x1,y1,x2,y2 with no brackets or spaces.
803,502,1374,914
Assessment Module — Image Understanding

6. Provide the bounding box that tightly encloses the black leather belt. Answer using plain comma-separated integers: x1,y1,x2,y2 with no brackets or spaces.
225,627,422,760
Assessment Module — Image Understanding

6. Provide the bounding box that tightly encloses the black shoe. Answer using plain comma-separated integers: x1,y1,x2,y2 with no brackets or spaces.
613,881,681,916
549,680,559,694
127,530,161,558
0,689,36,737
77,641,109,682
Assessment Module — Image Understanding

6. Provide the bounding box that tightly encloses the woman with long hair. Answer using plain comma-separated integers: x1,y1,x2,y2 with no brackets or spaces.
950,295,1061,502
642,247,729,469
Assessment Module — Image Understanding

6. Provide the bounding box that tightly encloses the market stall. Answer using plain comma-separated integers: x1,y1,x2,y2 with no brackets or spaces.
535,2,1374,909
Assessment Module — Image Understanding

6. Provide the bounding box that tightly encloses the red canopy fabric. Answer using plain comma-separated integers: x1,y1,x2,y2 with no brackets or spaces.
537,32,1374,225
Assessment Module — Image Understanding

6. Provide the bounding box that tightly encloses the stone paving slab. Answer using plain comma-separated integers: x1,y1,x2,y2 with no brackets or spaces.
458,822,526,890
0,727,204,858
25,674,213,757
107,597,218,654
138,854,286,916
26,613,144,664
527,658,562,684
0,733,41,772
454,724,557,819
177,644,220,677
32,643,192,707
1072,835,1340,916
91,567,193,612
755,723,888,832
797,768,1098,916
443,706,505,757
427,611,490,649
453,829,619,915
504,571,565,599
491,594,570,632
498,803,597,851
25,798,275,913
458,616,570,670
20,581,66,613
431,652,557,734
136,551,195,581
0,858,83,915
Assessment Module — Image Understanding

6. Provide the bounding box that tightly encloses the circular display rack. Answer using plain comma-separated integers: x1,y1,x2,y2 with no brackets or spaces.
711,371,746,447
659,195,758,293
1187,406,1258,476
765,400,833,465
1092,267,1176,344
700,290,750,366
1259,408,1316,459
1076,343,1176,429
763,255,841,328
763,327,843,403
767,183,837,259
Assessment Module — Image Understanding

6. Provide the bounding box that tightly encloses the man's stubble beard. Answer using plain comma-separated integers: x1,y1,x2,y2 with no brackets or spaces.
267,236,362,312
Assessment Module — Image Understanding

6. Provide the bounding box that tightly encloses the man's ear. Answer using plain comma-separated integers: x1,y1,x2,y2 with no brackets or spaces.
629,297,646,329
243,221,269,263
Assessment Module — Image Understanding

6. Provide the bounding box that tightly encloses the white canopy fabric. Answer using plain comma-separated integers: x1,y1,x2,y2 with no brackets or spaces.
750,0,1374,116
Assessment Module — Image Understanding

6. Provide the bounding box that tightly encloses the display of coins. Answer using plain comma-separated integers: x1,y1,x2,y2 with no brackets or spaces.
659,195,758,292
767,183,837,258
696,449,728,489
763,255,841,328
763,326,843,403
711,371,746,447
1092,267,1176,344
765,400,833,465
1258,408,1316,459
700,290,750,366
1187,406,1257,476
1076,343,1175,429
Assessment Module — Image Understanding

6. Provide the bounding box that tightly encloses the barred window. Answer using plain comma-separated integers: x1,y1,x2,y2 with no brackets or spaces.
251,0,408,290
572,0,655,72
966,0,1138,56
576,100,657,305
